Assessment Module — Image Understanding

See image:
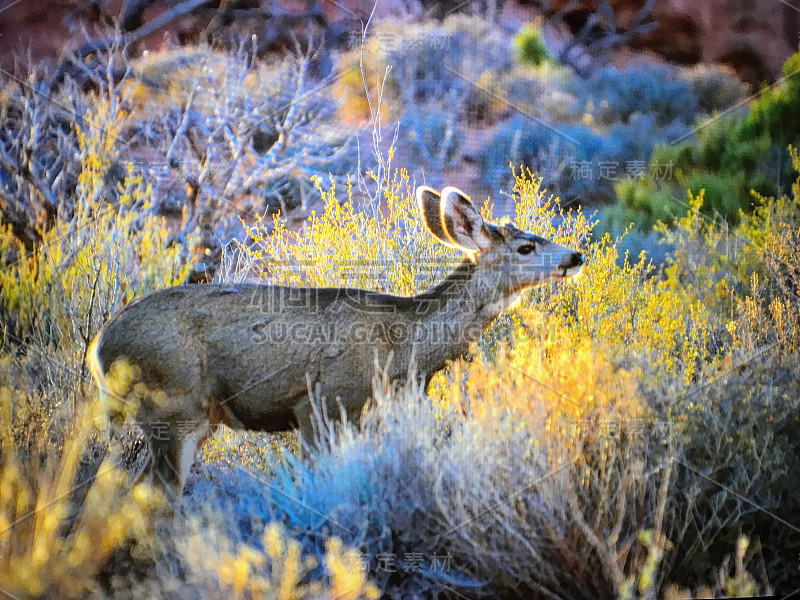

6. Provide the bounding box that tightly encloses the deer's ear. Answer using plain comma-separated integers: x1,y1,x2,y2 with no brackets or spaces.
416,186,456,248
440,187,492,253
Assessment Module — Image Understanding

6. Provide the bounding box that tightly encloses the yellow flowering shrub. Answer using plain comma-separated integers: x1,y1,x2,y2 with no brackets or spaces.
0,399,162,598
0,96,187,352
240,170,453,293
177,520,378,599
0,94,188,598
231,165,723,464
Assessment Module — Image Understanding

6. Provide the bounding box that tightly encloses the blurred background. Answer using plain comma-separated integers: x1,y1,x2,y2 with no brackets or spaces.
1,0,799,274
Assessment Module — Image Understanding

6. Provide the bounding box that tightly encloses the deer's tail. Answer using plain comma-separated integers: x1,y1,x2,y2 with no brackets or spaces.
87,333,128,425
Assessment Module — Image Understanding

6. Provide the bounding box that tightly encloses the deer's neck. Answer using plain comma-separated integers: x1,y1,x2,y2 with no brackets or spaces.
408,257,514,376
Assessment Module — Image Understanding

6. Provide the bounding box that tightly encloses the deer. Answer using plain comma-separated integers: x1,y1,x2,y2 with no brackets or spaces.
88,185,584,498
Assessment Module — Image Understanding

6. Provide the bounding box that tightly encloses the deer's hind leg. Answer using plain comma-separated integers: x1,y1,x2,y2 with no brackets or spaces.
137,413,211,500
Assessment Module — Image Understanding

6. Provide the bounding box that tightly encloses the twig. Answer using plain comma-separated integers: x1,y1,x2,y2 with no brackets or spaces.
79,264,102,398
52,0,211,91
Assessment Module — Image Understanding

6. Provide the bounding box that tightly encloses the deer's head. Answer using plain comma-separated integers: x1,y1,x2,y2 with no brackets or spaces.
416,185,583,293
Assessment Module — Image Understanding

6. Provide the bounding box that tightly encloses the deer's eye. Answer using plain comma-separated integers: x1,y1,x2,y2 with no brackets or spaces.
517,244,536,255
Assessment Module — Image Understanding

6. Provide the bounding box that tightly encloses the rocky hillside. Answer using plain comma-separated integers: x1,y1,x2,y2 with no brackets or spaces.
1,0,797,85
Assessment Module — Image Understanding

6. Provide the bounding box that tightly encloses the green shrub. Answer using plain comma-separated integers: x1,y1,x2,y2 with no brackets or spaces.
600,51,800,232
741,51,800,145
600,178,686,234
683,172,746,222
513,22,552,67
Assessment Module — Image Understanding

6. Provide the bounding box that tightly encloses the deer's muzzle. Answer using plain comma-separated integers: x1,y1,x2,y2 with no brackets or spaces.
558,251,584,277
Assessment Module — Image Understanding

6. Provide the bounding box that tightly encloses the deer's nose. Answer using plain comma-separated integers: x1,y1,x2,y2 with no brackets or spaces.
559,252,584,270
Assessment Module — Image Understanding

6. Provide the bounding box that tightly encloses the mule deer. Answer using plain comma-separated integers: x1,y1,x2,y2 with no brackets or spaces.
88,186,583,497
